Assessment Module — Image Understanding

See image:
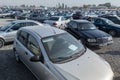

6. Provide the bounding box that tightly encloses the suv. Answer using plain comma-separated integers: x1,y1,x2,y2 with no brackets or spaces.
0,20,42,48
13,25,113,80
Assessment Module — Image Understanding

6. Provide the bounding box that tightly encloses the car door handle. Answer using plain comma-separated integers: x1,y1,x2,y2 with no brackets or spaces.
25,52,28,55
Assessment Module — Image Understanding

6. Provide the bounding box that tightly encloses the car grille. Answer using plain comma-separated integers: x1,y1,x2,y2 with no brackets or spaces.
97,37,108,43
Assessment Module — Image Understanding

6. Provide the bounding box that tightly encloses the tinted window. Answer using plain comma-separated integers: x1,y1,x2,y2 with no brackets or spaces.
95,19,104,24
68,21,77,28
61,17,65,21
78,23,96,30
26,22,38,26
11,23,26,30
49,17,59,21
18,31,28,46
27,35,40,55
107,17,117,22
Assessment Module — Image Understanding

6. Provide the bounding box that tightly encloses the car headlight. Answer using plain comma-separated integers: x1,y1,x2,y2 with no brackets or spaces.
87,39,97,42
108,36,113,41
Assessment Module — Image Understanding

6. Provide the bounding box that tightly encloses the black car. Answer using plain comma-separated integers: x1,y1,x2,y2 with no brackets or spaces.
94,17,120,36
72,12,83,19
100,15,120,25
65,20,113,47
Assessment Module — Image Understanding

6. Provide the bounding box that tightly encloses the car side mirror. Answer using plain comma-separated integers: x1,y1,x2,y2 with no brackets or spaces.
30,55,41,62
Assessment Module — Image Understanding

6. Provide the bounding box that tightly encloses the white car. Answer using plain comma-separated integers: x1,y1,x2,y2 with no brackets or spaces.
13,25,114,80
44,16,70,29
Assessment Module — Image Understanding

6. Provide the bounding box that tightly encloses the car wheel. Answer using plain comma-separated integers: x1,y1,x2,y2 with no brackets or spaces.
14,50,21,63
109,30,116,36
0,38,4,48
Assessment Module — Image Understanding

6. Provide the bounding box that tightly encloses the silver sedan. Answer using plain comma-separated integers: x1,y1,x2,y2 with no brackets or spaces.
0,20,42,48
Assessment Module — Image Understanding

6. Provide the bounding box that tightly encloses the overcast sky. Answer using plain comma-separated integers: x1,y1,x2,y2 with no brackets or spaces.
0,0,119,7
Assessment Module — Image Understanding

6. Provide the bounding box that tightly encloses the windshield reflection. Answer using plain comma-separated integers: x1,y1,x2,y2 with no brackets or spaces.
42,33,85,63
78,23,97,30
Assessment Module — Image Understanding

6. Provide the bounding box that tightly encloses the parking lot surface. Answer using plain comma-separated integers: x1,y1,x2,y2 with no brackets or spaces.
0,19,120,80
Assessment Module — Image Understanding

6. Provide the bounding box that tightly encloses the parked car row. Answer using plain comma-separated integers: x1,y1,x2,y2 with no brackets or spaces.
0,7,118,80
65,20,113,47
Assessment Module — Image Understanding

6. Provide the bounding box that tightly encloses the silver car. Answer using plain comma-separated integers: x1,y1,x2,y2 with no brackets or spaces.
13,25,114,80
0,20,42,48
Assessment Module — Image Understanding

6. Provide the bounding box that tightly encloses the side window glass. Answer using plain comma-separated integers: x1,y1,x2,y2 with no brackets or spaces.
61,17,65,21
11,23,26,30
95,19,100,24
95,19,103,25
26,22,38,26
27,35,40,55
18,31,28,46
71,22,77,28
68,21,77,28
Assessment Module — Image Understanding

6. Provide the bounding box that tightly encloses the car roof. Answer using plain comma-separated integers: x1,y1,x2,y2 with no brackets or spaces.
97,17,110,21
71,20,90,23
20,25,66,38
11,20,40,24
51,16,63,18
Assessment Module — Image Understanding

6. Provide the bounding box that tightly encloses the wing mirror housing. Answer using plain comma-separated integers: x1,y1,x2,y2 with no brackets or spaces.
30,55,41,62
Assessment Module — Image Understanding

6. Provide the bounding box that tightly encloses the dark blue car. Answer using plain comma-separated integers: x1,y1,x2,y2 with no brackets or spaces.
65,20,113,47
94,17,120,36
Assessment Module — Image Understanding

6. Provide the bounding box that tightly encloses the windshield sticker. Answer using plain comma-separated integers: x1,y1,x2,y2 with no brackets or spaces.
43,38,54,43
68,45,78,51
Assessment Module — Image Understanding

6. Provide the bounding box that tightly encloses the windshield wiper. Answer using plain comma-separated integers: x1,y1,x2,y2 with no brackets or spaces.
52,56,72,61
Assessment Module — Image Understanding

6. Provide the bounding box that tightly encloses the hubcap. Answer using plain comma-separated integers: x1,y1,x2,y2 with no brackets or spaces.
14,51,19,61
0,39,3,48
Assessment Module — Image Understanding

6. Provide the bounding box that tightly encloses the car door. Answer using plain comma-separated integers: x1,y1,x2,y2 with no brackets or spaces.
67,21,80,39
22,34,57,80
15,30,28,62
94,19,107,31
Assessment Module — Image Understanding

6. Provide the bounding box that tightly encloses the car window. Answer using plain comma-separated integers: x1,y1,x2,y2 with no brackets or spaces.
26,22,38,26
95,19,105,25
27,35,40,55
32,14,38,17
11,23,26,30
0,22,15,31
18,31,28,46
78,23,96,30
61,17,65,21
68,21,77,28
108,17,117,21
49,17,59,21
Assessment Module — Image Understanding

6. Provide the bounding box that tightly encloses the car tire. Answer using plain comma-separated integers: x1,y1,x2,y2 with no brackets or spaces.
109,30,116,37
0,38,4,48
14,49,21,63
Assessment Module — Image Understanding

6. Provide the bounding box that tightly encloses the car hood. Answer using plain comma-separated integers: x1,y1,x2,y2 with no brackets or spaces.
80,29,110,38
54,49,113,80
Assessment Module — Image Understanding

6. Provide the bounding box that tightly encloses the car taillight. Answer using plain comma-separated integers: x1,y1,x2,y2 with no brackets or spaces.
53,22,57,26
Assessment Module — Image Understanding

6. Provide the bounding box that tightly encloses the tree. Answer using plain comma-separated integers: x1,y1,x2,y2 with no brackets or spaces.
62,3,64,8
104,3,111,8
98,3,111,8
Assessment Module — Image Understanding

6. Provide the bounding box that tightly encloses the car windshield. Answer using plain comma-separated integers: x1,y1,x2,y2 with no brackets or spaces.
0,22,15,31
105,19,114,24
78,23,97,30
49,17,59,21
42,33,85,63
